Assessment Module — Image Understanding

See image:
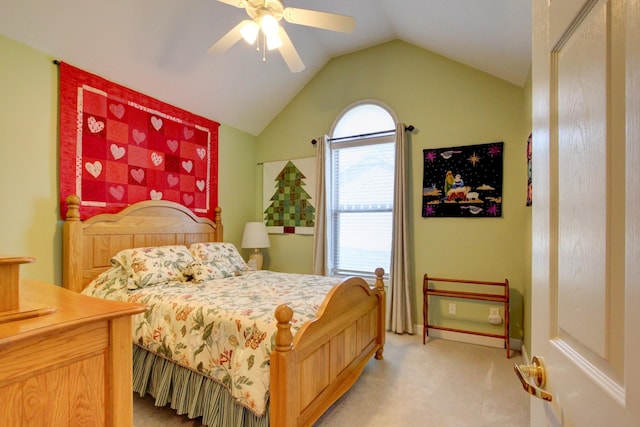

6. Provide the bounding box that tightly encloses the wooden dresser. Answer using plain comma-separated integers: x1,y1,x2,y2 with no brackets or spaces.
0,265,145,426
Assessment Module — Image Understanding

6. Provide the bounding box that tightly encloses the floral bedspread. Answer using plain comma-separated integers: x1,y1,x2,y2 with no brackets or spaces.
84,270,341,416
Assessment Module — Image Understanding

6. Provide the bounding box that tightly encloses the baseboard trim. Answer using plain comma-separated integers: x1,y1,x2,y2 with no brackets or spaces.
415,324,522,352
520,343,530,364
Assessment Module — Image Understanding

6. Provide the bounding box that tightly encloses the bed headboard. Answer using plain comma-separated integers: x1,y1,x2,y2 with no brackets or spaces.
62,195,223,293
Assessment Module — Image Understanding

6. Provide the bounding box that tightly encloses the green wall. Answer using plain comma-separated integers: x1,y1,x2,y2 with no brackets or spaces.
257,40,531,340
0,35,258,285
0,35,60,283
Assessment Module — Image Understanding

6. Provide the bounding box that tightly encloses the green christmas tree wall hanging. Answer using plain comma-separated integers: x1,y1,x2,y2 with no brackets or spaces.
264,160,315,234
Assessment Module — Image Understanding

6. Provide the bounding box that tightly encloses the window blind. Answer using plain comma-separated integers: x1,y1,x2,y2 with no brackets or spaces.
330,140,395,276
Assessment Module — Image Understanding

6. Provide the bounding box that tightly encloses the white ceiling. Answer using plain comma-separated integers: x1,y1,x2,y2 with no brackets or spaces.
1,0,531,136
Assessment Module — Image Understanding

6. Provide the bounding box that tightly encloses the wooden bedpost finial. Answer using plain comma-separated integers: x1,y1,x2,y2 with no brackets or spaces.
374,267,386,360
274,304,294,352
214,206,223,241
65,195,81,220
374,268,385,291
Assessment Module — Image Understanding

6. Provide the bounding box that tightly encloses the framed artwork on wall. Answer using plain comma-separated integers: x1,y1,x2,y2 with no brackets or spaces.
422,142,504,218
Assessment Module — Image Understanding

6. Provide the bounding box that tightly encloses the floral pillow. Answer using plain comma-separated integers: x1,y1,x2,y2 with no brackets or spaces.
80,266,131,301
111,245,195,289
189,242,249,273
189,258,237,282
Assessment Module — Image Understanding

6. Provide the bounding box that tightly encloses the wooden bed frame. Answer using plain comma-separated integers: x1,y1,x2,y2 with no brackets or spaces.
61,195,386,427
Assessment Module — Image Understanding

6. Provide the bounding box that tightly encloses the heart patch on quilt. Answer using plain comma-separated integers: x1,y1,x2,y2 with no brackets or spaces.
167,174,179,187
181,160,193,173
132,129,146,144
110,144,126,160
150,190,163,200
183,127,194,140
183,194,194,205
182,160,193,172
109,103,125,119
196,180,205,192
196,147,206,159
131,168,145,183
85,161,102,178
87,116,105,133
167,139,179,153
109,185,125,200
151,116,163,131
151,152,163,167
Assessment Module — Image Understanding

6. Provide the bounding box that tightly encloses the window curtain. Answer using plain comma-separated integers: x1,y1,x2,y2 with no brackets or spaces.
313,127,413,334
312,135,330,275
387,123,414,334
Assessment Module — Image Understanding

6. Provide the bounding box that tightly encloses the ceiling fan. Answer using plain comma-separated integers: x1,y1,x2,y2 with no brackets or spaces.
208,0,355,73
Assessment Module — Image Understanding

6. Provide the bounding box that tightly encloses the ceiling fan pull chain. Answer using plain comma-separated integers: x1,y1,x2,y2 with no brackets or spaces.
256,30,261,54
262,31,267,62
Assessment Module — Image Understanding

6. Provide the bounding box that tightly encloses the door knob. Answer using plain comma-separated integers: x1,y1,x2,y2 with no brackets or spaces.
514,355,553,401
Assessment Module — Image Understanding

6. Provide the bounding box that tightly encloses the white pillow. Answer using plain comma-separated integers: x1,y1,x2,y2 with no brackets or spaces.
189,242,249,273
111,245,195,289
81,266,131,300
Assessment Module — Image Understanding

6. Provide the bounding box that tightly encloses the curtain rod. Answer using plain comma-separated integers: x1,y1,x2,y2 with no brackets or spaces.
311,125,414,145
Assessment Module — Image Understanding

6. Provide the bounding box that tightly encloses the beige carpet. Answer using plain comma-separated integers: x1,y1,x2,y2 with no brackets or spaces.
133,333,529,426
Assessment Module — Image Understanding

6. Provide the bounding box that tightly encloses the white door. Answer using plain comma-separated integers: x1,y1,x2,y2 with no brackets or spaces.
528,0,640,425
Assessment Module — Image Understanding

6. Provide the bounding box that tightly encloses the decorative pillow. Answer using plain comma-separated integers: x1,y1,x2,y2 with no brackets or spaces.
80,266,131,301
111,245,195,289
189,258,236,282
189,242,249,273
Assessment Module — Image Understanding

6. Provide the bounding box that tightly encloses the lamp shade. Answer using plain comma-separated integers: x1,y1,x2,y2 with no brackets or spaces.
266,33,282,50
260,14,279,37
240,20,259,45
241,222,271,249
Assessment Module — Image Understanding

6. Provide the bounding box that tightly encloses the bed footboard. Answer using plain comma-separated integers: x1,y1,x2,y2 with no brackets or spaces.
270,268,386,427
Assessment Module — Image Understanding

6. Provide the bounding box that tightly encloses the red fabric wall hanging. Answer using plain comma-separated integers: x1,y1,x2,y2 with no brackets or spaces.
59,62,219,220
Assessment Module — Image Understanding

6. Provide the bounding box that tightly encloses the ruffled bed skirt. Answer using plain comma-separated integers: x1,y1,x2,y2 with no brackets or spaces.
132,345,269,427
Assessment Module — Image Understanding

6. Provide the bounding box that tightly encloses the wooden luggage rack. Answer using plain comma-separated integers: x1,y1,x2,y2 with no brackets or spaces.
423,274,510,358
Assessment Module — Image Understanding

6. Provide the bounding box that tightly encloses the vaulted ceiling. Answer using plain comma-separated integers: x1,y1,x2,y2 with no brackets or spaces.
1,0,531,135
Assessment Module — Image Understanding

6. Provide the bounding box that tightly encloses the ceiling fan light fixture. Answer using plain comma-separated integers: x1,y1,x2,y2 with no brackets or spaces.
260,14,279,37
212,0,354,73
266,33,282,50
240,20,259,44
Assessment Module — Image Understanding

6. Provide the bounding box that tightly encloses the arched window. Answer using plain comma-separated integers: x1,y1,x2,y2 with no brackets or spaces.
327,101,397,277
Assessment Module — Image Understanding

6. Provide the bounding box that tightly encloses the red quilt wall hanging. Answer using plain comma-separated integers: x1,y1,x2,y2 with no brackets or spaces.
59,62,219,220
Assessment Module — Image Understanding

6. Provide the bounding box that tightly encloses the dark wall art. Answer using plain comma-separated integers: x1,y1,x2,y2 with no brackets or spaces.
526,133,532,206
422,142,504,218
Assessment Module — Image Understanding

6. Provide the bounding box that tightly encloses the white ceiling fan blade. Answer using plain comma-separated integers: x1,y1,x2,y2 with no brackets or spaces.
216,0,248,8
277,26,305,73
283,7,355,33
208,20,251,54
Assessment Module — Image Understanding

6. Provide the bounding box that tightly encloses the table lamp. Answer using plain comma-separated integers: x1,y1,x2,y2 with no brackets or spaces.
241,222,270,270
